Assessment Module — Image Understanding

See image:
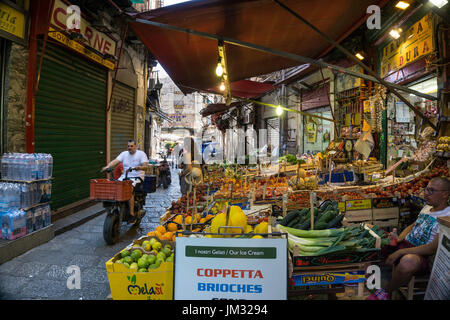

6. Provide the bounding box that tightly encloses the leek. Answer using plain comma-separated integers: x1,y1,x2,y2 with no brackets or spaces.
277,224,345,238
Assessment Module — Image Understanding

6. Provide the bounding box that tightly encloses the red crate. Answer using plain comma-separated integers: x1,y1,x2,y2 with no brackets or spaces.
90,179,132,201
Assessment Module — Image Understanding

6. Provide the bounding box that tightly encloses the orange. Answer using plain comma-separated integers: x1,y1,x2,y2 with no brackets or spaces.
185,216,192,224
167,222,178,232
199,218,207,223
147,231,155,237
172,234,176,241
154,230,163,239
155,225,166,234
194,214,202,222
164,231,174,240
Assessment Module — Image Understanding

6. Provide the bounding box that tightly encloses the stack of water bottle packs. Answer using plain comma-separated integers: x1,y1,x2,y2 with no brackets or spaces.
1,153,53,240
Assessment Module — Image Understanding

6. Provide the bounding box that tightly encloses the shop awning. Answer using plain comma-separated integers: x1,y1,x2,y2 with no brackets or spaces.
200,101,243,117
129,0,386,95
207,79,275,98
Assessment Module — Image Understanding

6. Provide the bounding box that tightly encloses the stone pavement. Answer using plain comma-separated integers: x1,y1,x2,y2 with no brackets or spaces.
0,169,181,300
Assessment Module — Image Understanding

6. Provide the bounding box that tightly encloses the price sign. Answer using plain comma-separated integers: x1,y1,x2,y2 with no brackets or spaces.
174,237,287,300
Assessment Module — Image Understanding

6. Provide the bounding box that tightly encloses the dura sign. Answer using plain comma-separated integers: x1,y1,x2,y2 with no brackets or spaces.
174,237,287,300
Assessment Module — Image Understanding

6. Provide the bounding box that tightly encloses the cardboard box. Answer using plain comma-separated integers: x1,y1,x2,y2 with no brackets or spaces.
105,258,173,300
292,249,380,268
291,270,366,287
105,236,175,300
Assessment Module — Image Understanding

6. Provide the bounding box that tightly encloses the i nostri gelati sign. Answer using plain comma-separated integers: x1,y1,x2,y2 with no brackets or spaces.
174,237,287,300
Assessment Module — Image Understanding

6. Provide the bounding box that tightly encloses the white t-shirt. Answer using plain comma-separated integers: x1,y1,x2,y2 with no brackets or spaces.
116,150,148,181
406,205,450,246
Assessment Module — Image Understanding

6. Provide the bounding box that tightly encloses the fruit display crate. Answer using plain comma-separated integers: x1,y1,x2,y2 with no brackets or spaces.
105,236,175,300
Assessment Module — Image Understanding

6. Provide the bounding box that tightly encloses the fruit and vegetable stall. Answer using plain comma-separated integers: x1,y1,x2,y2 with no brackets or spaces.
101,112,450,300
103,148,448,300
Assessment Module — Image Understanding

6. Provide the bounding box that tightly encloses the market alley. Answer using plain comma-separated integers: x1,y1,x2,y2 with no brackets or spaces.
0,169,181,300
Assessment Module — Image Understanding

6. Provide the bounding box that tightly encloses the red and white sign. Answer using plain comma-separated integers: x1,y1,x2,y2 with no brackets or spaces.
51,0,116,56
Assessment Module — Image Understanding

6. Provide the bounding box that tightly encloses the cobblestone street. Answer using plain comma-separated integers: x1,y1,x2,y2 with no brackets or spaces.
0,170,181,300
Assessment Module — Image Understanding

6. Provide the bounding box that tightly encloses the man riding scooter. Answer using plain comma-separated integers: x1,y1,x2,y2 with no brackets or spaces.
102,139,148,224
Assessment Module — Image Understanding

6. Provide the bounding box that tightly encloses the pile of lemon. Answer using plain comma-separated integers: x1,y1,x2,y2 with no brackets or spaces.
209,206,268,238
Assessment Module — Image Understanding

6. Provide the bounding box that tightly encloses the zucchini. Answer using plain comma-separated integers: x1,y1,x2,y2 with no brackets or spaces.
313,222,328,230
280,210,300,226
317,210,336,224
286,215,301,227
297,217,311,230
326,213,344,228
299,208,309,216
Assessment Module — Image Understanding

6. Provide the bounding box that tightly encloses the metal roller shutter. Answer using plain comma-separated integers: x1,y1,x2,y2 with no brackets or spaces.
35,42,107,210
110,82,135,161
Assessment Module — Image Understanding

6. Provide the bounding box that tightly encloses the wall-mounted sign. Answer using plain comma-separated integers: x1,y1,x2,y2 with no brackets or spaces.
0,1,26,43
49,0,116,69
380,13,434,79
167,113,195,127
174,237,287,300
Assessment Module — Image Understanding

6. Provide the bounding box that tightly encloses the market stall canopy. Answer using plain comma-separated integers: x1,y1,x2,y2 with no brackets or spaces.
200,101,243,117
129,0,385,95
206,79,275,99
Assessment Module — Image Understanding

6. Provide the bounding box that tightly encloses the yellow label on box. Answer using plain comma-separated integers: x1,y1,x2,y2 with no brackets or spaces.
346,199,372,211
338,202,346,213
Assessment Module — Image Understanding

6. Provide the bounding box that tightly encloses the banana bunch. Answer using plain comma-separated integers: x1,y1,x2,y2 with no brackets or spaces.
210,200,227,214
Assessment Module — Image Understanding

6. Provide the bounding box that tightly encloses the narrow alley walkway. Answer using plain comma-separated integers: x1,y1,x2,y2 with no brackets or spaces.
0,169,181,300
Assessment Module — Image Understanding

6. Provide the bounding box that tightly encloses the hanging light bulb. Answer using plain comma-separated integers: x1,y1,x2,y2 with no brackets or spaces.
276,105,283,116
430,0,447,8
389,28,402,39
215,58,224,77
219,82,225,91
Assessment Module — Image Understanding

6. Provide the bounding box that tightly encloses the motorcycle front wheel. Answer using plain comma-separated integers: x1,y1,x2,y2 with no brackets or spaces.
103,209,120,245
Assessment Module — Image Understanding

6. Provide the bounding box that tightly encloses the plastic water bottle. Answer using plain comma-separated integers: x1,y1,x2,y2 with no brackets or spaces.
8,153,14,180
44,154,49,179
47,154,53,179
43,205,51,227
22,154,29,181
18,154,24,181
26,208,33,234
0,183,5,212
1,154,7,179
4,209,26,239
2,153,10,179
8,183,19,210
34,206,42,231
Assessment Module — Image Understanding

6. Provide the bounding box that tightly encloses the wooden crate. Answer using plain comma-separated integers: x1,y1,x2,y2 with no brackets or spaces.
371,218,399,228
279,164,299,173
344,209,372,222
372,207,399,221
342,217,367,227
299,164,316,170
353,163,383,174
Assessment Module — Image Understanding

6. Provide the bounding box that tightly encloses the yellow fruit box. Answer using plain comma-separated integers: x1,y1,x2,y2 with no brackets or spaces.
105,236,175,300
